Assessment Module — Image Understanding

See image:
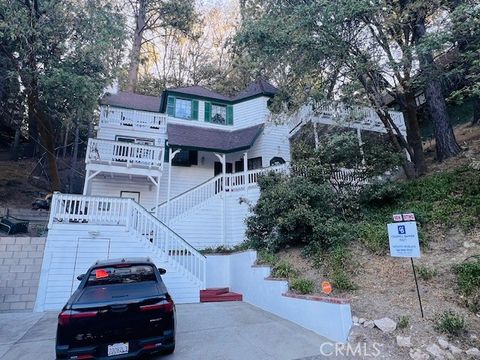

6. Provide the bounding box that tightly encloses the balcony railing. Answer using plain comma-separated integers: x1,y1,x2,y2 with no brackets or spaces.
86,138,164,169
100,107,167,132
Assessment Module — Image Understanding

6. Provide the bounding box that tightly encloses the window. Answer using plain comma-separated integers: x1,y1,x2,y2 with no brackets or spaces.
269,157,286,166
205,102,233,125
248,157,262,170
85,265,157,287
175,98,192,119
211,104,227,124
120,191,140,203
172,150,198,167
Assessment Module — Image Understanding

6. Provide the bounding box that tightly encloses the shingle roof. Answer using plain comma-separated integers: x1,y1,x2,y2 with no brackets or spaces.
168,86,231,101
167,123,264,153
100,92,162,112
233,79,279,101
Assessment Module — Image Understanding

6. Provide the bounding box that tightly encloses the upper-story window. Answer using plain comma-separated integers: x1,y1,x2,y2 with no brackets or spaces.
205,102,233,125
167,96,199,120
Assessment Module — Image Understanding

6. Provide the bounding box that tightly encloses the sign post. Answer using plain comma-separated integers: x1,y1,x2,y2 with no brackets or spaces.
387,214,424,318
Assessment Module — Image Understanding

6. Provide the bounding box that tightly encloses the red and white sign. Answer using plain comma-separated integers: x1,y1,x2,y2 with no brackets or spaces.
402,213,416,221
393,214,403,222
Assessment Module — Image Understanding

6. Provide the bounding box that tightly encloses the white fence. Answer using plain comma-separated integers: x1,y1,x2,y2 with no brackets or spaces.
49,193,206,285
155,164,289,223
100,107,167,132
86,138,164,169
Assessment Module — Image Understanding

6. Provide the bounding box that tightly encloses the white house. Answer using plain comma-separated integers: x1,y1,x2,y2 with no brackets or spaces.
35,80,406,342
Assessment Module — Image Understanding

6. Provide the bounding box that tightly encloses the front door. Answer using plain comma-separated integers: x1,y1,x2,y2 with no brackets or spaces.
214,162,233,176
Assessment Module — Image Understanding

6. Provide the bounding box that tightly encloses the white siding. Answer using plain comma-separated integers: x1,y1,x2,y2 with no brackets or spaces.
233,97,270,129
249,122,291,167
35,225,201,311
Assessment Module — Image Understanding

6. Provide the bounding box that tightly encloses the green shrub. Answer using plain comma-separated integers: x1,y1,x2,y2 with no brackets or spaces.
289,278,315,294
271,261,297,279
397,315,410,330
359,222,387,254
453,259,480,296
416,265,438,281
435,310,466,336
257,250,278,265
453,259,480,312
360,181,404,207
331,271,358,291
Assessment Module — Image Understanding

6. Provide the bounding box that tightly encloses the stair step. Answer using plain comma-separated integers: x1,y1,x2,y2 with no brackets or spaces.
200,287,230,296
200,291,243,303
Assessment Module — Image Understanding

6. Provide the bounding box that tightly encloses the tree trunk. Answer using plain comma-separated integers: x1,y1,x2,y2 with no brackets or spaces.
402,93,427,175
69,124,79,193
413,14,461,161
10,127,21,161
62,123,69,159
472,96,480,126
126,0,147,93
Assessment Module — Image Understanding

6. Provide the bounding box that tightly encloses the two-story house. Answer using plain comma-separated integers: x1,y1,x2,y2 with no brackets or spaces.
36,80,406,311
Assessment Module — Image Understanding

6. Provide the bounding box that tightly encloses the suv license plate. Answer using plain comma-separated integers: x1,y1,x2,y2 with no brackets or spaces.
108,342,129,356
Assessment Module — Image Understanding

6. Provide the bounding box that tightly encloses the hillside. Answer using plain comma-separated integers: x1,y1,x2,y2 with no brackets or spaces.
261,124,480,359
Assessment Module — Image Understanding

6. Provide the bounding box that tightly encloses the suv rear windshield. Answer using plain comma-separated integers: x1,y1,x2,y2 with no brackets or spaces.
85,264,157,286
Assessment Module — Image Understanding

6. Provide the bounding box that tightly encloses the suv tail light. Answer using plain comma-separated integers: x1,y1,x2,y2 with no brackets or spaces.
58,310,98,326
139,299,174,312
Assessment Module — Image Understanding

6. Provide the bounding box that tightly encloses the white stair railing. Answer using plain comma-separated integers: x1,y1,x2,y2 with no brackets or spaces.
49,193,206,286
154,164,289,223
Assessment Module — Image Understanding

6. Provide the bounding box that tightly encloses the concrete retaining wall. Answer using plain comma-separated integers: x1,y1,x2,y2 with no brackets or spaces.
206,250,352,343
0,237,45,311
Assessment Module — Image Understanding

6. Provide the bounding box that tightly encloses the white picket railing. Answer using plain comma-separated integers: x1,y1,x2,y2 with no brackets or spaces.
49,193,206,286
86,138,164,169
285,103,406,137
155,164,289,223
100,107,167,132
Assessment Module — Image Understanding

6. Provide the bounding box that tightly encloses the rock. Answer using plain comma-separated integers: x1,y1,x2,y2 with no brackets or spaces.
410,348,430,360
397,335,412,348
427,343,448,359
438,338,449,350
466,348,480,358
448,344,462,356
352,315,359,324
358,317,366,324
364,320,375,329
374,317,397,333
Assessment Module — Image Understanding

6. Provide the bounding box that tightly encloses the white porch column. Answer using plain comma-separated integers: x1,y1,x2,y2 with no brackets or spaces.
82,170,101,196
166,147,181,226
148,175,161,218
313,122,320,149
215,153,227,246
243,152,248,194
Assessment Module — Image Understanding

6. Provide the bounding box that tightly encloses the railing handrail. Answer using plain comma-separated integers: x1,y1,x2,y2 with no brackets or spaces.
49,193,205,285
154,164,289,222
151,174,223,212
130,201,205,258
88,138,163,151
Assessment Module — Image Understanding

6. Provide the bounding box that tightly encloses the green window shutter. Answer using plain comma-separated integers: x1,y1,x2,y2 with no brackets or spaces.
191,100,199,120
167,96,175,116
226,105,233,125
204,102,212,122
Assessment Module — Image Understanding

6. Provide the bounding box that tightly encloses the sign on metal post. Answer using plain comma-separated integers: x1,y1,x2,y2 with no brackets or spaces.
387,214,424,318
387,221,420,258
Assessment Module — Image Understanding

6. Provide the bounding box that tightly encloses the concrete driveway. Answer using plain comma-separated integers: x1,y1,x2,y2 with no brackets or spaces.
0,302,328,360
